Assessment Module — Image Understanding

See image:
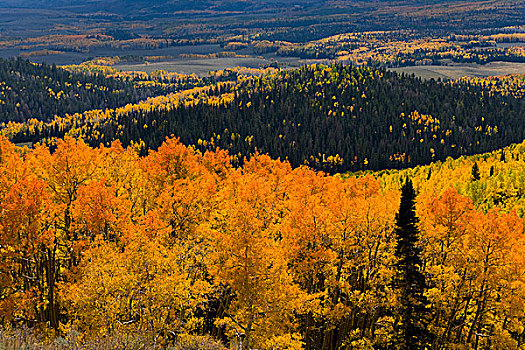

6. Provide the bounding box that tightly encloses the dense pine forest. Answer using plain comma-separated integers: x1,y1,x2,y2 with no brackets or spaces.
0,58,229,123
8,64,525,173
0,58,146,122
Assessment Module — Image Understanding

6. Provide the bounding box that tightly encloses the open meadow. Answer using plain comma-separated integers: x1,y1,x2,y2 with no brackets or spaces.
391,61,525,80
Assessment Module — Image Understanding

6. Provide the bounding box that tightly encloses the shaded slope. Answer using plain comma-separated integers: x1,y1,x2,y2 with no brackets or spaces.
9,64,525,173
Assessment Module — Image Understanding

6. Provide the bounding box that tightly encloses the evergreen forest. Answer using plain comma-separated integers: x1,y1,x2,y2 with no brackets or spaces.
7,63,525,173
0,58,229,123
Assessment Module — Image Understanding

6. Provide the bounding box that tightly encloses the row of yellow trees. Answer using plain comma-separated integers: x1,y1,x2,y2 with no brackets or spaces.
1,136,525,349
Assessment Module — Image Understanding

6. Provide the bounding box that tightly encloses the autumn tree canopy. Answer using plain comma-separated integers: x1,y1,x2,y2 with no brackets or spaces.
1,135,525,349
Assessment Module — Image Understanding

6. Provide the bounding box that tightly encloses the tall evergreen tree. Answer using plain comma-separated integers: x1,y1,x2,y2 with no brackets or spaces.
471,162,481,181
393,179,432,350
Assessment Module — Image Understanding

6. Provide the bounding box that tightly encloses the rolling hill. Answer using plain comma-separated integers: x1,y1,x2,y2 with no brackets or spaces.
8,64,525,173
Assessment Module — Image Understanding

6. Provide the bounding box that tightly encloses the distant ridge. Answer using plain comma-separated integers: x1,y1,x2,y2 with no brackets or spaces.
0,0,327,14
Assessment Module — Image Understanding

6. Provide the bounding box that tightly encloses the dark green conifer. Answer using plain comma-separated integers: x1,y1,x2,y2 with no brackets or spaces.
393,179,432,350
471,162,480,181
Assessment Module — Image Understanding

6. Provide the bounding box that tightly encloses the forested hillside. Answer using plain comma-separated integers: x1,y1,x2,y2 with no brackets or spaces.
0,58,216,122
3,0,525,349
2,135,525,350
374,139,525,216
8,64,525,173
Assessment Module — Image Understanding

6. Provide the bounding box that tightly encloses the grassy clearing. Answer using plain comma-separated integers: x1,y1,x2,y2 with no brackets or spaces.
391,61,525,80
112,56,317,75
116,59,525,78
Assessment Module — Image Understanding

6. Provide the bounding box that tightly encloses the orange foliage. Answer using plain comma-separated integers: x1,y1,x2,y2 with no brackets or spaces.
0,135,524,349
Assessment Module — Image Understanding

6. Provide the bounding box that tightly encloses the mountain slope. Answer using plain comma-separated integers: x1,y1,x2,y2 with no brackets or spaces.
0,57,211,123
8,64,525,173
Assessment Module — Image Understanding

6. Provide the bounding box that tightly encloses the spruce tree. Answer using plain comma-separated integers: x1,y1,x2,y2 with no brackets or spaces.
393,179,432,350
471,162,480,181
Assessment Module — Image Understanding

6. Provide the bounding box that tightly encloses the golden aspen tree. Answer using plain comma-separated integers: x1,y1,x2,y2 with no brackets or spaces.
206,155,304,350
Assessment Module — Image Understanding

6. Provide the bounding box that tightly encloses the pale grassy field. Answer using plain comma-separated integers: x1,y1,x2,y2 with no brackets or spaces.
391,62,525,80
112,56,327,75
114,57,272,75
117,59,525,78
